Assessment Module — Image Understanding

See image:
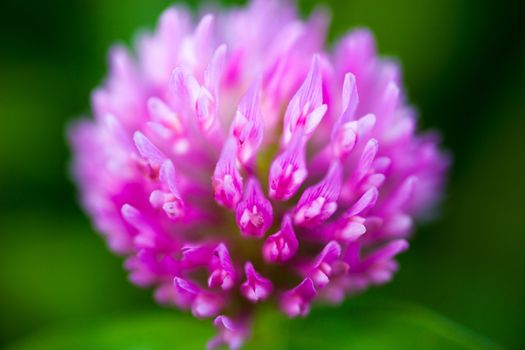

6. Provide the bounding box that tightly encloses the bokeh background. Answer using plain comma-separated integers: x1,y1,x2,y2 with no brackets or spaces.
1,0,524,349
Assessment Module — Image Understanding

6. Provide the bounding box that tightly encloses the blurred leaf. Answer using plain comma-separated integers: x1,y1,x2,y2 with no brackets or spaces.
281,300,500,350
0,212,152,343
6,312,214,350
8,300,498,350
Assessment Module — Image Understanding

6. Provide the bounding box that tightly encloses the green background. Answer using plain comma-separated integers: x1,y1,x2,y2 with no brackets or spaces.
0,0,524,348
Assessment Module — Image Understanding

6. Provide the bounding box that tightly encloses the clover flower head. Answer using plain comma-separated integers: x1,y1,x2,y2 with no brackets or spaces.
69,1,449,348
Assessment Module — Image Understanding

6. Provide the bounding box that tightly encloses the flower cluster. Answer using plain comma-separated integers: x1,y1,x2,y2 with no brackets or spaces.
69,1,449,348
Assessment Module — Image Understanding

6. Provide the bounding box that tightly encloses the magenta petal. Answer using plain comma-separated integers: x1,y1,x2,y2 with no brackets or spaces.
125,248,179,287
152,160,185,220
121,204,149,233
351,239,410,285
207,315,249,350
363,239,409,268
269,130,308,201
311,241,342,268
212,138,243,209
332,121,357,159
332,113,376,159
280,278,317,317
235,177,273,238
383,175,418,213
377,81,400,122
208,243,236,291
193,14,215,62
231,79,264,164
282,55,327,146
195,87,216,132
383,213,413,238
347,187,378,217
240,262,273,302
192,292,225,319
204,44,227,97
353,138,379,184
173,277,199,309
148,97,183,134
121,204,171,250
331,72,359,139
341,72,359,120
262,214,298,263
181,244,214,269
334,28,376,84
294,161,342,227
334,216,367,243
102,114,131,148
195,45,226,132
169,67,198,112
308,241,343,288
133,131,166,165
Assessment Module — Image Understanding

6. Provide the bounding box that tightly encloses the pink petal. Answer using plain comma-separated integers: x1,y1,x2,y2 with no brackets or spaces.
240,262,273,302
280,278,317,317
235,177,273,238
208,243,236,291
262,214,298,263
282,55,327,146
212,138,243,209
269,130,308,201
294,161,342,227
231,79,264,163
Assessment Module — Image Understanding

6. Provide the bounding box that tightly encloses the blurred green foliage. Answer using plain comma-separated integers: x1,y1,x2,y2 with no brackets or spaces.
7,302,499,350
0,0,524,349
